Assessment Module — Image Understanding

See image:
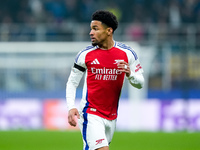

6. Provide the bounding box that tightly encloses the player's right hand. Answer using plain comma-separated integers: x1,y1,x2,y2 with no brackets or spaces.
68,108,80,127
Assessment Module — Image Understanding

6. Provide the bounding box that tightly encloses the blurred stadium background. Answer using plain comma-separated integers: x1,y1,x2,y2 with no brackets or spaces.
0,0,200,149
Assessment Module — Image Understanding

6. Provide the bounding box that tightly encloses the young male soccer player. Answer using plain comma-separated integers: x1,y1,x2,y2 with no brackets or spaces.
66,10,144,150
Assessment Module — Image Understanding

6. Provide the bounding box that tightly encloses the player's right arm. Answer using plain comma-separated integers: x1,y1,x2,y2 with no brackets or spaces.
66,64,85,126
66,46,94,126
66,65,85,110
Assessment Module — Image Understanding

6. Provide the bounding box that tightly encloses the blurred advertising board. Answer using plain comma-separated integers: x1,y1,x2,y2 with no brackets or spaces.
159,99,200,132
43,99,78,130
118,99,200,132
0,99,42,130
0,99,200,131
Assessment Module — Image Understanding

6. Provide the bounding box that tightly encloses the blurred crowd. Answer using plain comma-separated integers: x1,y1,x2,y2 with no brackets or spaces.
1,0,200,44
1,0,200,25
0,0,200,97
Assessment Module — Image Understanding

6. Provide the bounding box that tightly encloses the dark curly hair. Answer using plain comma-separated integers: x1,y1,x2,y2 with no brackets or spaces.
92,10,118,33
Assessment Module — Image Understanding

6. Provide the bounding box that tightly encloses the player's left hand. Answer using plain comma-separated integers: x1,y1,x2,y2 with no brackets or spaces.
117,61,131,77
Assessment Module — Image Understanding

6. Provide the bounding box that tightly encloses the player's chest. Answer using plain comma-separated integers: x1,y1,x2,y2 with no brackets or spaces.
85,49,128,69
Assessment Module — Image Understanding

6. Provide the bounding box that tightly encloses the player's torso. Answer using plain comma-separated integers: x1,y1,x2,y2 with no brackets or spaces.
83,47,128,119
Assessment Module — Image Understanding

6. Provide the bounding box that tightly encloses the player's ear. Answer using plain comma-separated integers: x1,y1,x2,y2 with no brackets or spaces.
107,27,113,35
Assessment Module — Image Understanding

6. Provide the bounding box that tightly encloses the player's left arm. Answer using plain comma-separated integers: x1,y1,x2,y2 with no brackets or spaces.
127,58,144,89
117,59,144,89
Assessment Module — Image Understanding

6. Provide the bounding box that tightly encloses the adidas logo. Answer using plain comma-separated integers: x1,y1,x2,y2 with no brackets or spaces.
91,58,100,64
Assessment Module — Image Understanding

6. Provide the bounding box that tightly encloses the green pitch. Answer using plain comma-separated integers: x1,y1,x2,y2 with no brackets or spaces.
0,130,199,150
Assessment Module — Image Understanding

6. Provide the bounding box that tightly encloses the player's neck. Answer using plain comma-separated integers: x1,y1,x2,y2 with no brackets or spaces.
99,39,115,50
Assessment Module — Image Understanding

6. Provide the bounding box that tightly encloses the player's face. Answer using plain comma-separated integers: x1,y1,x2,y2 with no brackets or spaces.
89,20,109,47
